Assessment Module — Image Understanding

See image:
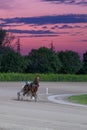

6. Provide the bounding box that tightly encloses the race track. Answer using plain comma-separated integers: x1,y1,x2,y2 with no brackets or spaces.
0,82,87,130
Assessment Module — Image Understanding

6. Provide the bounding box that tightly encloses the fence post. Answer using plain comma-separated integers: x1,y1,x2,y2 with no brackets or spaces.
46,88,48,95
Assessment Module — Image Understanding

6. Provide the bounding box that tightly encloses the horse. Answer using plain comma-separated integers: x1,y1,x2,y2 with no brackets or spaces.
17,76,40,102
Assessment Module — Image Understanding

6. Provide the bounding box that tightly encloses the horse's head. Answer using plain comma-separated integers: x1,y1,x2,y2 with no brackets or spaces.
36,76,40,82
33,75,40,86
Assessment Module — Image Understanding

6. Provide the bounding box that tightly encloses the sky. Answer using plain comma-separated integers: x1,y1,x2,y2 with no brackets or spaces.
0,0,87,56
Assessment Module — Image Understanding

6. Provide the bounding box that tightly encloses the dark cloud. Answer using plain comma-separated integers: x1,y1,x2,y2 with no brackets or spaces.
51,25,59,29
1,14,87,26
18,34,58,38
42,26,48,29
6,28,70,37
28,34,59,38
51,24,87,29
42,0,87,6
58,24,87,29
59,25,73,29
42,0,75,4
61,24,87,29
7,29,56,34
80,39,87,42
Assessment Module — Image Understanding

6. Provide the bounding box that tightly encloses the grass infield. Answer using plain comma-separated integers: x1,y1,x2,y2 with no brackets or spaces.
68,94,87,105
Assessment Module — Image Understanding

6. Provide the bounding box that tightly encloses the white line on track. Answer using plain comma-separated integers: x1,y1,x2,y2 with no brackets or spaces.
48,94,87,108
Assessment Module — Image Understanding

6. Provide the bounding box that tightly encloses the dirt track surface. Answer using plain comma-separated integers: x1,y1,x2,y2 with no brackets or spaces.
0,82,87,130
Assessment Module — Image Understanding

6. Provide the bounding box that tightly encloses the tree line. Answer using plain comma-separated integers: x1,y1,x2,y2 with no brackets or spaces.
0,28,87,74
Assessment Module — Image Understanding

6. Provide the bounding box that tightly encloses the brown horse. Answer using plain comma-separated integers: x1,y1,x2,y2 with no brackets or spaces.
22,76,40,101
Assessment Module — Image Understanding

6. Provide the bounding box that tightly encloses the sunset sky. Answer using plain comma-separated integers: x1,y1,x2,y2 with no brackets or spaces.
0,0,87,56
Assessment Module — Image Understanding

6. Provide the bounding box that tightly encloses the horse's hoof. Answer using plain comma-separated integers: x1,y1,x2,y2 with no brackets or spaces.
32,97,35,100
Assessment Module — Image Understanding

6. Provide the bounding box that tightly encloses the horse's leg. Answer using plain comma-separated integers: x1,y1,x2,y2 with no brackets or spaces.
23,87,29,96
29,90,33,100
30,86,38,102
23,91,26,96
33,87,38,102
19,88,24,100
17,92,20,100
30,87,33,100
34,93,37,102
30,93,33,100
32,91,37,102
34,87,38,102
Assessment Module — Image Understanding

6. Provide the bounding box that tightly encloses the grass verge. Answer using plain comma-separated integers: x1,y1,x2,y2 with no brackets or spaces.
68,94,87,105
0,73,87,81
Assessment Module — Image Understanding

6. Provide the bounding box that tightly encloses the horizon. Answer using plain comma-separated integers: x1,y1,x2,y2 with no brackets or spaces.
0,0,87,56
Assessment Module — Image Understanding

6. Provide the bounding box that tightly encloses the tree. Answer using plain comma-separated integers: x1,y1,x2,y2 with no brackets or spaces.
82,52,87,74
58,50,82,74
0,28,21,51
0,50,27,72
26,47,62,73
50,41,55,52
0,28,6,46
16,38,21,54
0,47,14,71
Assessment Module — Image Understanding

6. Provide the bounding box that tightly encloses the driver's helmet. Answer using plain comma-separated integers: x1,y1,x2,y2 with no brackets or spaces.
25,81,29,85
